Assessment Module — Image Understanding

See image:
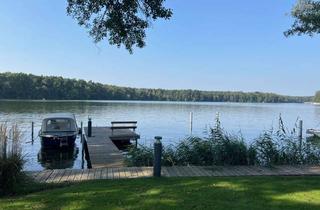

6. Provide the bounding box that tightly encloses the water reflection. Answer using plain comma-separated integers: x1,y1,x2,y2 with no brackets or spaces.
37,146,79,169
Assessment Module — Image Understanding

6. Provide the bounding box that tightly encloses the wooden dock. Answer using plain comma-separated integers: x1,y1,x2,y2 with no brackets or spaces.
27,165,320,183
84,127,140,168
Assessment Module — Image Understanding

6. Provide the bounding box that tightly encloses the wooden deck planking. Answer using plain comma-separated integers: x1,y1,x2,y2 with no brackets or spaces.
136,167,144,177
74,169,84,181
34,171,48,182
101,168,108,179
189,166,204,177
45,170,57,183
237,166,255,176
113,168,120,179
171,166,184,177
107,168,114,179
67,169,77,182
88,169,95,180
140,167,152,177
179,166,195,177
202,167,215,176
26,165,320,183
94,168,102,179
59,169,72,182
85,127,139,168
197,166,212,176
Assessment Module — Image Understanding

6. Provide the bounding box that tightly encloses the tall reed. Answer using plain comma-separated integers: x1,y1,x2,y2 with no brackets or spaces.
125,114,320,167
0,123,25,195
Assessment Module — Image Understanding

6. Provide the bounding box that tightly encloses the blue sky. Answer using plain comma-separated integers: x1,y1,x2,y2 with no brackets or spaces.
0,0,319,96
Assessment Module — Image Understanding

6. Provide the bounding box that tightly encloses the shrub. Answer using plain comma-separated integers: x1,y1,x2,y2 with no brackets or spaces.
162,145,178,166
175,137,213,166
253,130,280,166
209,132,248,166
125,114,320,167
126,114,251,167
0,124,25,196
125,144,153,167
248,145,257,165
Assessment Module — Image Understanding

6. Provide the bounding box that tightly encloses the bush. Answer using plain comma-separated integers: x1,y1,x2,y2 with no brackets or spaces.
253,130,280,166
125,114,320,167
175,137,213,166
125,144,153,167
209,133,248,166
0,155,25,195
162,145,178,166
126,114,251,167
0,124,25,196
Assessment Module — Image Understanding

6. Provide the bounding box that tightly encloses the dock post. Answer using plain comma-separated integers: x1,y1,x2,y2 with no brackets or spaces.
190,112,193,135
80,121,83,143
153,136,162,177
2,135,7,159
298,120,303,153
31,121,34,143
88,118,92,137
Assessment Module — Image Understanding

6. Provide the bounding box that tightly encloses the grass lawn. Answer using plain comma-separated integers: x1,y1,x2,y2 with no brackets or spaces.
1,176,320,210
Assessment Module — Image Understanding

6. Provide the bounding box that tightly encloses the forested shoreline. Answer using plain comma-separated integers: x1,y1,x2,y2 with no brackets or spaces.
314,91,320,103
0,72,313,103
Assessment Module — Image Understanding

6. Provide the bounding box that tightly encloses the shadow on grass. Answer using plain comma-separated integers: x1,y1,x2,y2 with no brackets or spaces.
1,176,320,210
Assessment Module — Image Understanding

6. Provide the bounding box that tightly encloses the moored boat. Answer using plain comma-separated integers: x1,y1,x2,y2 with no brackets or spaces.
39,113,78,148
306,128,320,138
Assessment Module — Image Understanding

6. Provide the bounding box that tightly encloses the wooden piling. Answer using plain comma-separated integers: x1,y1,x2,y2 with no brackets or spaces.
31,121,34,143
2,136,7,159
88,118,92,137
80,122,83,143
153,136,162,177
190,112,193,135
298,120,303,152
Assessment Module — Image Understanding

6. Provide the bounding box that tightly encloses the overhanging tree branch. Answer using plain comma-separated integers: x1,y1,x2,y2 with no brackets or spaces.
67,0,172,53
285,0,320,37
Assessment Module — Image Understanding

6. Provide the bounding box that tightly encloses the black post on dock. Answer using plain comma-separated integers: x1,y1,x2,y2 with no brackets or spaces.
153,136,162,177
2,135,7,159
31,121,34,144
298,120,303,153
190,112,193,135
80,121,83,143
88,118,92,137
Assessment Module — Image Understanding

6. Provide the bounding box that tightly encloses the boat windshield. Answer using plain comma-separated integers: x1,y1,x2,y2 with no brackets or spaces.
43,118,76,132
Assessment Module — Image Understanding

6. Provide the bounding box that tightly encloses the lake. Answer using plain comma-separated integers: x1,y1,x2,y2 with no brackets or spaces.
1,100,319,171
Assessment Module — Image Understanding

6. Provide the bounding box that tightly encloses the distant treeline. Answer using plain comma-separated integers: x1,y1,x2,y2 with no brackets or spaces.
0,72,313,103
314,91,320,103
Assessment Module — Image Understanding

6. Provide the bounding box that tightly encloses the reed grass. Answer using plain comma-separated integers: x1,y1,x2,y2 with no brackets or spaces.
125,114,320,167
0,123,25,196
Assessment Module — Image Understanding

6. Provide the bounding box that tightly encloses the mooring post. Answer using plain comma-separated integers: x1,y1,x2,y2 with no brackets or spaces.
88,118,92,137
190,112,193,135
153,136,162,177
31,121,34,143
298,120,303,152
2,136,7,160
80,121,83,143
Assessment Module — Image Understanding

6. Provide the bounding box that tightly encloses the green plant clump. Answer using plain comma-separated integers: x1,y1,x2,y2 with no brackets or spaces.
0,124,25,196
125,114,320,167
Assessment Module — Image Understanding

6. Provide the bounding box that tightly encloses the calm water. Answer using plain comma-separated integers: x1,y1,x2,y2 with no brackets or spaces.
1,100,320,171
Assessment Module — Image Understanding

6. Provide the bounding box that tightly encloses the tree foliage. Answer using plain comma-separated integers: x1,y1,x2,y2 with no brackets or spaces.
66,0,172,53
314,91,320,102
0,72,312,103
285,0,320,36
